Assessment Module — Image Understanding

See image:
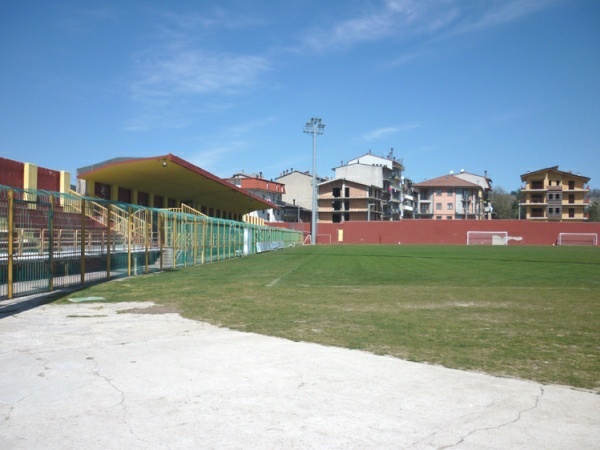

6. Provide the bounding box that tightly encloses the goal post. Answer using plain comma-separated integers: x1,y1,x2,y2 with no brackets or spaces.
557,233,597,246
466,231,508,245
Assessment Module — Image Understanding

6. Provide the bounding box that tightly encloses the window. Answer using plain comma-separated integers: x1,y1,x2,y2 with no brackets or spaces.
436,216,442,220
94,182,111,200
436,202,442,210
345,187,350,197
568,181,575,190
447,216,452,220
447,203,453,210
137,192,149,206
447,189,453,195
569,208,575,218
118,187,131,203
436,189,442,195
333,187,341,198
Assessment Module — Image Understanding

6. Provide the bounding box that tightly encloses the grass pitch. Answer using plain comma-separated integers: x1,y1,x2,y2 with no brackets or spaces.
60,244,600,391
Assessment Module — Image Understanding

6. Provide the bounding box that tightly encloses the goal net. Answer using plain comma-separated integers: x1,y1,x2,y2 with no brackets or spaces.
467,231,508,245
557,233,597,246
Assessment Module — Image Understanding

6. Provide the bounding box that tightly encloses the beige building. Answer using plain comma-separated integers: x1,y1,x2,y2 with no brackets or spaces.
520,166,590,221
334,150,416,220
275,169,327,224
413,171,492,220
318,178,383,223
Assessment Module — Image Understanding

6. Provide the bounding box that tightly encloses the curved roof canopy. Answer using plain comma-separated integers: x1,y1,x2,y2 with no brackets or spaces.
77,154,275,215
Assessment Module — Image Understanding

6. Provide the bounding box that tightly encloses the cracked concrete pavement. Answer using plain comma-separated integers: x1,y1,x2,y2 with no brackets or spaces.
1,299,599,449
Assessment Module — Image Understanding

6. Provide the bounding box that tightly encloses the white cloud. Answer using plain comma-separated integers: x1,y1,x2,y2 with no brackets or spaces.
456,0,558,34
301,0,557,52
125,5,273,131
132,49,269,100
363,124,420,140
187,147,234,173
221,116,278,137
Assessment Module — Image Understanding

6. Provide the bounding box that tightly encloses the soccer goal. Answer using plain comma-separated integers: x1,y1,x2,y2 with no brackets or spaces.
466,231,508,245
557,233,598,246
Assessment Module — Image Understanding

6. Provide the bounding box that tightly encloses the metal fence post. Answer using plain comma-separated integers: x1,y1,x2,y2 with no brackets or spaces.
128,206,132,277
49,195,54,292
7,189,14,299
80,198,86,286
106,204,111,279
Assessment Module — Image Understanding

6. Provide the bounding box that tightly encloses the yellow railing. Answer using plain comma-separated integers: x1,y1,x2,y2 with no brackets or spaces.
69,190,148,245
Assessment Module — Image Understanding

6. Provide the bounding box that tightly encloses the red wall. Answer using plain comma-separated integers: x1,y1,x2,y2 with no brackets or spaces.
269,220,600,246
0,157,24,188
0,157,62,191
37,167,61,191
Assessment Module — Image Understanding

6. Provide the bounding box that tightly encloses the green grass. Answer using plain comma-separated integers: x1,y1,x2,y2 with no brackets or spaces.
58,245,600,391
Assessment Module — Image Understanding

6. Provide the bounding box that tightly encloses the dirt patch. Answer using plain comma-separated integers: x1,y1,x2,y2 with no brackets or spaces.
119,304,182,315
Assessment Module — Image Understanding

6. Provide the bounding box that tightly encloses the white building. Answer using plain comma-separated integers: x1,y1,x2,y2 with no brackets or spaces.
333,149,416,220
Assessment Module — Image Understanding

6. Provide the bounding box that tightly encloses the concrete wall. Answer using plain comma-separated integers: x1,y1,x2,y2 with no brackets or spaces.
316,220,600,245
335,164,383,189
276,171,313,210
0,157,70,193
277,220,600,246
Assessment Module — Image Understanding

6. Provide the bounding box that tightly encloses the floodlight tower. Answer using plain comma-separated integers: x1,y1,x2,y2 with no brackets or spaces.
304,117,325,245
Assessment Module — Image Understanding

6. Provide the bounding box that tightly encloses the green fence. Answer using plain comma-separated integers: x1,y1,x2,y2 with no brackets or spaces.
0,185,303,300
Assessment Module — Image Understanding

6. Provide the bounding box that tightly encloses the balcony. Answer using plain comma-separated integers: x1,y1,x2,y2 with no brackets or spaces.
521,201,547,206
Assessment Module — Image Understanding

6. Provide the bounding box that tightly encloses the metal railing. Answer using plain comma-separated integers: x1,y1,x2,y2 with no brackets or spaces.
1,185,303,300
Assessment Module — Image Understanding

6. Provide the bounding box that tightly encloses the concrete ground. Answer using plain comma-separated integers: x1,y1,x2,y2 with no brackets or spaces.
0,296,598,449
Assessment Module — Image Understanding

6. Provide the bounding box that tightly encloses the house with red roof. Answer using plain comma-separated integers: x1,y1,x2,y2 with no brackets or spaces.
413,171,492,220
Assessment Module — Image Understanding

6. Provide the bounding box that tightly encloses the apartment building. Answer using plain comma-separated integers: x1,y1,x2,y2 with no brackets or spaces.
318,178,383,223
275,169,325,223
226,172,285,222
414,171,492,220
333,149,416,220
520,166,590,221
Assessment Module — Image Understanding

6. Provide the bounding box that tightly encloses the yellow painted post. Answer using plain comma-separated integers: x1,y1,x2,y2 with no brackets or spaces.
106,204,111,279
217,221,221,261
172,214,177,268
181,216,189,267
193,219,198,266
127,206,132,277
49,195,54,292
201,219,206,264
7,189,14,299
145,211,149,274
80,198,86,286
159,213,164,272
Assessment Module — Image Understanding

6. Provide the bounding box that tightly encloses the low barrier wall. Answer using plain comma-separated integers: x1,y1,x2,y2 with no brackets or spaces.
309,221,600,245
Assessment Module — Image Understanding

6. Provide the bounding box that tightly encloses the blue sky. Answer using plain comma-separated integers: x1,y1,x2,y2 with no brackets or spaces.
1,0,599,191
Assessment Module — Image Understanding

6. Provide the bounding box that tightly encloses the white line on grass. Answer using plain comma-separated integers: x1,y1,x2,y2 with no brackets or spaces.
267,252,321,287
